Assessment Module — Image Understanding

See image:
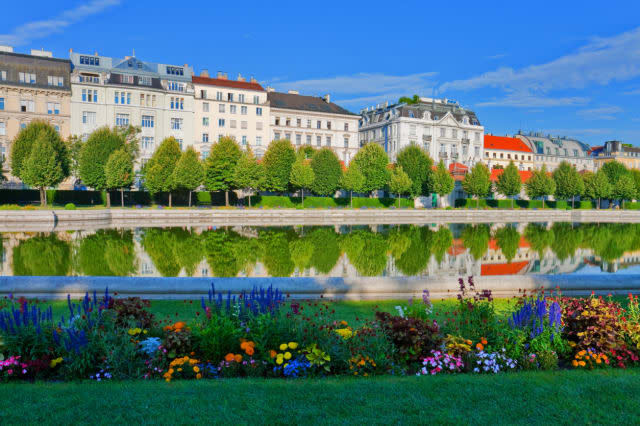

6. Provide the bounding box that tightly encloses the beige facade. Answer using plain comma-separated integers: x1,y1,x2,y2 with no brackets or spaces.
0,47,71,183
268,91,359,164
192,71,269,159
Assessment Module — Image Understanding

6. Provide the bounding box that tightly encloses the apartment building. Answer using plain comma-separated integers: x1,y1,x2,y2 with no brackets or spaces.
483,134,534,171
514,131,593,172
358,97,484,166
192,71,269,159
268,90,359,164
69,50,194,165
0,46,71,182
590,140,640,171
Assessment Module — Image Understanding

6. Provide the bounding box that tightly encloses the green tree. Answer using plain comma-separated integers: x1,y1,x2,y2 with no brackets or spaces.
340,229,389,276
551,223,582,261
398,94,420,104
105,149,134,207
12,234,71,276
20,133,65,205
393,226,434,275
432,160,455,208
396,145,434,197
612,174,636,209
340,162,366,207
233,148,263,207
144,137,181,207
601,161,630,208
79,127,125,208
310,148,342,196
461,224,491,260
262,139,296,193
140,228,181,276
66,135,83,180
524,223,554,259
552,161,584,208
631,170,640,202
389,165,412,207
172,147,204,207
306,227,341,274
525,165,555,209
494,225,520,263
496,161,522,209
432,227,453,264
296,145,316,161
77,230,136,276
290,159,315,206
351,143,390,194
173,229,203,276
10,120,70,183
258,229,295,277
582,170,611,209
204,136,242,206
462,163,491,208
0,155,5,182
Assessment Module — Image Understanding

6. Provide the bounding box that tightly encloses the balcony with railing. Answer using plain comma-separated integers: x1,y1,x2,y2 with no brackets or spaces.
422,135,432,141
439,152,448,159
72,75,102,85
461,138,470,144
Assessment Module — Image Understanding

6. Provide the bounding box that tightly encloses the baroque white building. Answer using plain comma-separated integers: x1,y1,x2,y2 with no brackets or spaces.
192,71,270,159
358,97,484,165
69,50,195,166
267,90,360,164
514,131,593,172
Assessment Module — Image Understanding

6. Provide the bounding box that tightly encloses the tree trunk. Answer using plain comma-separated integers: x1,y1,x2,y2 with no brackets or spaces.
188,191,192,207
248,192,252,208
397,193,400,208
542,197,545,210
225,190,229,207
169,192,172,208
301,189,304,207
106,191,111,208
598,197,600,209
120,188,124,207
40,187,46,206
350,190,353,208
511,197,514,210
572,196,575,209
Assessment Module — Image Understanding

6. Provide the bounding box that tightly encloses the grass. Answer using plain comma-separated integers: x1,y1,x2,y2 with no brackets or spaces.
0,370,639,424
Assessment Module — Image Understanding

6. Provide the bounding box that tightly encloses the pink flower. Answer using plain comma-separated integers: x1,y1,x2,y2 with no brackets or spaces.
7,369,13,375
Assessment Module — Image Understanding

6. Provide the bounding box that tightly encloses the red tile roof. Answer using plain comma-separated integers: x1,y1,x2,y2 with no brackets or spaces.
484,135,532,153
490,169,533,183
449,162,468,173
192,76,265,91
481,261,529,276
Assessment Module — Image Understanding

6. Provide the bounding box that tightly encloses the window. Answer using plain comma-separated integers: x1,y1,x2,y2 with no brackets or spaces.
0,121,5,136
285,132,291,140
286,118,291,126
140,94,145,105
242,136,247,146
326,136,331,146
203,117,209,126
564,148,568,156
219,104,225,113
82,111,96,124
475,146,480,157
316,136,322,146
317,120,321,129
139,76,152,86
19,72,36,84
239,94,245,103
307,120,312,128
216,92,223,101
327,121,332,130
227,93,234,102
475,132,480,141
241,121,248,129
80,55,100,66
115,91,119,104
256,107,262,116
256,136,262,146
171,118,183,130
54,125,60,133
152,95,156,107
344,137,349,148
121,75,134,84
296,118,302,127
253,95,260,104
202,151,209,159
202,133,209,143
274,132,280,140
127,93,131,105
275,117,280,126
573,149,578,157
20,100,35,112
344,123,349,131
296,134,302,145
142,115,154,128
141,137,154,150
410,125,417,135
256,122,263,130
0,98,4,110
440,128,445,137
47,76,64,86
170,97,183,110
0,71,7,81
166,66,184,76
167,81,185,92
218,118,225,127
452,129,457,138
203,102,209,112
230,120,237,128
241,106,247,115
306,135,312,145
116,113,130,127
230,105,237,114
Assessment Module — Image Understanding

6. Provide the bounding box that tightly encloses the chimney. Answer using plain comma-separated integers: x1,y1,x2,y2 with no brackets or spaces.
288,90,299,95
250,75,257,83
0,45,14,53
266,86,275,92
200,69,209,77
237,73,245,82
323,94,331,103
223,72,228,79
217,71,224,79
30,48,52,58
69,48,73,54
94,51,98,56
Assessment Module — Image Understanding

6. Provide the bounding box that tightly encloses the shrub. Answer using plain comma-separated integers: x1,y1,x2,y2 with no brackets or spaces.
374,311,441,366
64,203,76,210
107,297,155,329
443,277,497,342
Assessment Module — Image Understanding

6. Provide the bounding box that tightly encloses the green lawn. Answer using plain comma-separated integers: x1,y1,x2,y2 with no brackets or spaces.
1,370,639,424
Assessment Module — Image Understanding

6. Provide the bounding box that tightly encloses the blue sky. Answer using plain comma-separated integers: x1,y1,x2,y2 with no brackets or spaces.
2,0,640,146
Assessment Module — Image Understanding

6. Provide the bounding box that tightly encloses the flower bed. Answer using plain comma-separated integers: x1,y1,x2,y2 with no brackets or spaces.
1,279,639,382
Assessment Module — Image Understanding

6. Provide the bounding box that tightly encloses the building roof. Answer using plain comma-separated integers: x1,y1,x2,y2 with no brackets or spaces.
484,135,532,153
490,169,533,183
268,91,357,116
0,51,71,91
192,75,264,91
481,261,529,276
449,162,468,173
360,98,481,126
515,131,591,156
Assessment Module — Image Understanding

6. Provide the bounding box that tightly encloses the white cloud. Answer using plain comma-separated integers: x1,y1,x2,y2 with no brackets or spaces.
476,94,589,108
577,106,623,120
0,0,121,46
440,26,640,104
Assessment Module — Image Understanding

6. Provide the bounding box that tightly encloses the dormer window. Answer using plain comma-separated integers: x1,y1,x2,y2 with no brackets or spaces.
80,56,100,66
462,116,469,125
166,66,184,76
408,110,414,118
423,112,430,120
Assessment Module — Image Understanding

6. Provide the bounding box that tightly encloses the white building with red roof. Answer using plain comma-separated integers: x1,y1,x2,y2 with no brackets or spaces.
483,134,534,171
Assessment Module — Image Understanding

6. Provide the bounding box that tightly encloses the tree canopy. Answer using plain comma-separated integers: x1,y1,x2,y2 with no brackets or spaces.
582,170,611,208
262,139,296,192
351,143,389,193
396,145,433,197
79,127,125,191
389,165,412,206
172,147,204,192
289,159,315,204
21,132,65,205
233,148,263,207
10,120,70,181
496,161,522,208
310,148,342,196
462,163,491,207
552,161,584,207
525,165,555,208
340,162,366,207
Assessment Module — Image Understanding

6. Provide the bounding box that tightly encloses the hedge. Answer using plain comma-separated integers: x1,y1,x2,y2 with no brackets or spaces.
249,195,414,209
454,198,595,209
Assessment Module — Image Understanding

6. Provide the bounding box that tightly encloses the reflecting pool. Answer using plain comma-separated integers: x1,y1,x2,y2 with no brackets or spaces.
2,222,640,278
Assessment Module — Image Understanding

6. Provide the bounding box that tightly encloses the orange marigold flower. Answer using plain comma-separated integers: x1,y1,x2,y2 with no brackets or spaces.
225,353,235,362
269,350,277,358
572,360,579,367
480,337,488,345
174,321,186,330
245,346,255,356
234,354,243,363
240,341,248,350
340,320,348,326
476,343,484,351
196,373,202,380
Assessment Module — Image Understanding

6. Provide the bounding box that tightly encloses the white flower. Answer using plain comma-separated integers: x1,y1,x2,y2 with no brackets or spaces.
473,367,479,373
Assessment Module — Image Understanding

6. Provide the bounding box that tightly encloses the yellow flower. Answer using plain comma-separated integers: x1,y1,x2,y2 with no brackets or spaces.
279,343,288,351
335,328,353,339
168,368,174,374
196,373,202,379
143,330,148,334
288,342,298,350
284,352,292,360
276,357,284,365
49,357,63,368
177,368,182,372
193,366,200,373
578,361,586,367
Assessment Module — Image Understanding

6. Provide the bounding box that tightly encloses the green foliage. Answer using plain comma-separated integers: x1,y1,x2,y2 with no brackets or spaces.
296,145,316,160
21,133,65,202
204,137,242,192
144,137,181,195
601,161,629,187
494,225,520,262
462,163,491,206
250,195,413,208
612,174,636,206
10,120,70,181
631,170,640,201
79,127,125,191
340,163,366,206
64,203,76,210
105,149,134,191
140,228,181,277
551,223,582,261
392,226,434,276
396,145,433,197
398,94,420,104
525,165,556,206
77,230,137,276
582,170,612,205
388,165,412,201
262,139,296,192
432,227,453,264
524,223,554,258
310,148,342,196
233,148,263,197
461,224,491,260
552,161,584,203
374,311,440,366
172,147,204,192
496,161,522,208
12,234,71,276
432,160,455,202
290,160,315,196
66,135,83,178
341,229,388,276
351,143,389,193
258,229,295,277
